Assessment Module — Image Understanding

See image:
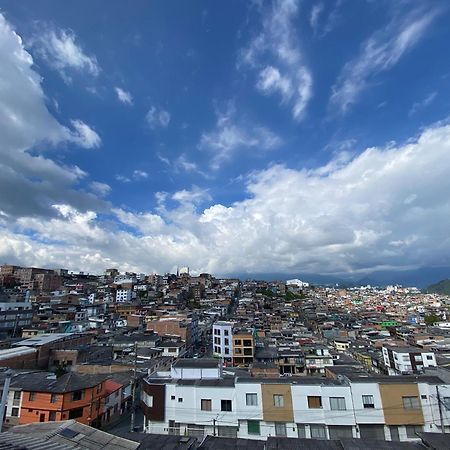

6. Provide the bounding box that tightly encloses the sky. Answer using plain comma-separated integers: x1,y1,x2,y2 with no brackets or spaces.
1,0,450,283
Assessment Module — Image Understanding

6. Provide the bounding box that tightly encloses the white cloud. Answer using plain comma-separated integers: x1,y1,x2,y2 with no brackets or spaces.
146,106,170,129
310,2,324,33
114,87,133,105
172,186,211,205
89,181,111,197
240,0,312,120
132,170,148,180
199,103,282,170
115,170,149,183
32,26,99,80
408,91,437,117
0,13,105,220
5,122,450,277
70,120,101,149
331,7,439,113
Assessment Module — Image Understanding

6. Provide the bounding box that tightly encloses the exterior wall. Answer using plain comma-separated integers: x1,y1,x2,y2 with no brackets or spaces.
350,382,385,426
147,320,189,342
19,382,107,426
212,322,233,360
4,389,22,427
232,333,254,366
261,384,294,423
291,384,355,430
379,383,424,426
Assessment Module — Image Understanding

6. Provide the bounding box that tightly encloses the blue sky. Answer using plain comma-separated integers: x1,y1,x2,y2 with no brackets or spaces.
1,0,450,283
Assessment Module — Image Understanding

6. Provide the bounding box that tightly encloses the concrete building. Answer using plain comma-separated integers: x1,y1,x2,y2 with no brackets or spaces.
212,321,234,363
141,360,450,442
382,346,437,375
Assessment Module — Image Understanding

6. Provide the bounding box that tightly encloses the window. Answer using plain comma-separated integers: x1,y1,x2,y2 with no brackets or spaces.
273,394,284,407
72,390,84,401
171,395,175,400
224,330,229,336
68,408,84,419
244,348,253,355
246,393,258,406
11,408,19,417
330,397,346,411
235,339,241,345
243,340,252,346
297,424,306,438
49,411,56,421
28,392,36,401
406,425,422,438
421,395,427,400
235,348,242,354
426,355,433,360
310,424,327,439
201,399,212,411
225,348,229,355
13,391,21,400
275,422,287,436
50,393,58,403
402,396,420,409
224,338,229,345
307,396,322,408
178,398,183,403
362,395,374,408
443,397,450,410
221,399,232,411
214,329,219,335
247,420,260,435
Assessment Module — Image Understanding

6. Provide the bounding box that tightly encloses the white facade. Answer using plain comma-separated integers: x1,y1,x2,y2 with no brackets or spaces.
382,346,437,375
116,289,132,303
212,321,234,361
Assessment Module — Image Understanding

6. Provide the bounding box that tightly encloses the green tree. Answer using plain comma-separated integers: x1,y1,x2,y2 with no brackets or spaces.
424,314,439,326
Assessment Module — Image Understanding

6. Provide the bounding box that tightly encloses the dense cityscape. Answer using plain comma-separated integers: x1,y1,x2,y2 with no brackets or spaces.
2,0,450,448
0,264,449,448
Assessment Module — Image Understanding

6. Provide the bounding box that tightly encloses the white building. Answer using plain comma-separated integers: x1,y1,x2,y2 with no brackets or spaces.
141,360,450,441
382,346,437,375
116,289,132,303
212,321,234,362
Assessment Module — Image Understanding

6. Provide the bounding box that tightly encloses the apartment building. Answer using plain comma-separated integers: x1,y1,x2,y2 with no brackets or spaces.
116,289,132,303
212,321,234,363
233,329,255,367
141,359,450,442
382,345,437,375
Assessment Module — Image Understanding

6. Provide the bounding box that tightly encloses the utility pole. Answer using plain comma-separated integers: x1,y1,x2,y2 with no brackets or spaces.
436,385,445,433
0,370,12,433
130,341,138,432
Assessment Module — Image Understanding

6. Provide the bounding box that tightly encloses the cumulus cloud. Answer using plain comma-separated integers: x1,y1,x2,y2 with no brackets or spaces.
331,6,439,113
31,26,99,81
0,13,105,220
240,0,312,120
114,87,133,105
199,103,282,170
146,106,170,129
4,122,450,277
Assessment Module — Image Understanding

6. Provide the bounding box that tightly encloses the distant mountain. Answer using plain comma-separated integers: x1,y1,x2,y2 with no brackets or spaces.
227,266,450,288
425,279,450,295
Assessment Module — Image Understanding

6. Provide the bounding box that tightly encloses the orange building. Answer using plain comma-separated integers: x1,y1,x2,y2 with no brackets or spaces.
19,372,109,427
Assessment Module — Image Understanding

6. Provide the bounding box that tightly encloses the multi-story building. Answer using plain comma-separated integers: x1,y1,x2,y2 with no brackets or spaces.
141,359,450,442
382,345,437,375
232,329,254,367
116,289,132,303
212,321,234,363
